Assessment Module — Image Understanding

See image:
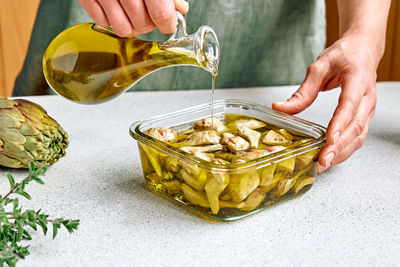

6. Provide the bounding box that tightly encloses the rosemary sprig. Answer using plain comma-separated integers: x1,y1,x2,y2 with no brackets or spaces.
0,162,79,267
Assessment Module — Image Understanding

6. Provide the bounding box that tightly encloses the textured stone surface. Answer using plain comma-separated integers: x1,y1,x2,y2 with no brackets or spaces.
1,82,399,266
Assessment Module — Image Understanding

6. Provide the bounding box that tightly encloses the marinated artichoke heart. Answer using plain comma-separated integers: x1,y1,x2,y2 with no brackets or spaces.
180,144,223,154
220,133,235,145
263,130,289,145
139,114,320,217
226,136,249,153
193,118,229,132
0,97,68,168
237,126,261,148
238,146,286,161
228,119,266,130
144,127,178,142
185,130,220,146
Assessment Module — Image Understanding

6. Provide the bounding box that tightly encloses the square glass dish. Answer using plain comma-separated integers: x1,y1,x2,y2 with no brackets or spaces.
130,99,326,221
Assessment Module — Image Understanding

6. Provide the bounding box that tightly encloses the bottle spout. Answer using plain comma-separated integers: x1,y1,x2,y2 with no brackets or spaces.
193,26,220,75
160,12,220,75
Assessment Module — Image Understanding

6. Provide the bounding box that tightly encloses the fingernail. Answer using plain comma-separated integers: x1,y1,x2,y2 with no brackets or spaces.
274,101,284,105
318,164,328,173
333,131,340,144
325,152,334,167
181,0,189,10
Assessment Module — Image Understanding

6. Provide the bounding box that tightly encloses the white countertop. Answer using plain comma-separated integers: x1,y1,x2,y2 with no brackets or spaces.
1,82,399,266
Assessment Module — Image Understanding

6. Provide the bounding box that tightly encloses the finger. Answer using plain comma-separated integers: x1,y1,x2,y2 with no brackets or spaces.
330,112,372,168
333,118,371,167
98,0,135,37
173,0,189,14
119,0,156,34
272,60,331,115
318,99,374,173
145,0,177,34
325,73,367,145
79,0,110,27
323,76,340,91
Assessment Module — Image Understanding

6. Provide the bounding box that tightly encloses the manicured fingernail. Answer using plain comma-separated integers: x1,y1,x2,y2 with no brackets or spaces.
274,101,284,105
333,131,340,144
325,152,334,167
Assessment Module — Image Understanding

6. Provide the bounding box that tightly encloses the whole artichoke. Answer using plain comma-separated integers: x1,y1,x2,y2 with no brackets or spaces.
0,97,68,168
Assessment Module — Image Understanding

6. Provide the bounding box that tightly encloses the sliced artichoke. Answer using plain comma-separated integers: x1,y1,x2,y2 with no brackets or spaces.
269,177,297,200
220,132,235,145
228,119,266,130
177,168,207,191
260,171,286,193
292,176,315,194
228,170,260,203
185,130,220,146
163,156,180,172
219,200,245,209
226,136,249,153
0,97,68,168
238,146,286,161
259,164,277,186
278,129,294,141
161,180,181,194
193,118,229,132
181,183,209,208
205,173,230,214
180,144,223,154
140,144,163,177
214,151,238,162
191,151,213,162
237,126,261,148
276,157,296,173
262,130,289,145
241,188,266,211
144,127,178,142
295,149,318,170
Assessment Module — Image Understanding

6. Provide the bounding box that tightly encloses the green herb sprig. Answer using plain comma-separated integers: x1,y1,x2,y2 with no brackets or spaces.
0,163,79,267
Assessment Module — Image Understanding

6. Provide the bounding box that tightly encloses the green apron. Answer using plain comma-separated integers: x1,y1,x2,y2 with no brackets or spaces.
13,0,326,96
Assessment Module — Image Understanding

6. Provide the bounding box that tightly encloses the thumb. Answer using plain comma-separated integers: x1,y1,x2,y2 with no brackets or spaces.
174,0,189,14
272,61,330,115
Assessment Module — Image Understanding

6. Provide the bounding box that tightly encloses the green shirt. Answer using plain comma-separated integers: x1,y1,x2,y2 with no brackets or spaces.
13,0,325,96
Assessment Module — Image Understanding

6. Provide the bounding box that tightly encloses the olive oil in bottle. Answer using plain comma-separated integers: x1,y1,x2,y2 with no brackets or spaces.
43,15,219,104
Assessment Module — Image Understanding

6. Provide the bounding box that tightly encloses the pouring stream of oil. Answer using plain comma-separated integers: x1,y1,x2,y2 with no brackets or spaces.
211,74,216,129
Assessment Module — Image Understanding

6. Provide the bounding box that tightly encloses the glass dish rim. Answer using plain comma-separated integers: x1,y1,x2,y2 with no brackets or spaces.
129,99,327,173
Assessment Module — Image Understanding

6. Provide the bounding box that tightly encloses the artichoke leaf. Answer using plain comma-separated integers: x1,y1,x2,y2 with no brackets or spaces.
0,153,23,168
0,108,24,128
0,97,18,108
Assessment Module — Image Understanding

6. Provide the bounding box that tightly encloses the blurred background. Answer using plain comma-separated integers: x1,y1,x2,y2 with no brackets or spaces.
0,0,399,97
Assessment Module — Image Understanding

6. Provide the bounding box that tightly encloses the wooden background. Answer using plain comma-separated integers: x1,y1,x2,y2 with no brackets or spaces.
1,0,399,97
